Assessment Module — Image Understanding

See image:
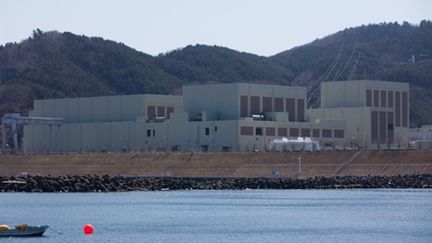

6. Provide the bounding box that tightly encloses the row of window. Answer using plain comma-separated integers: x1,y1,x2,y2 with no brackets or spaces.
240,96,305,122
147,105,174,119
240,126,344,138
204,126,218,135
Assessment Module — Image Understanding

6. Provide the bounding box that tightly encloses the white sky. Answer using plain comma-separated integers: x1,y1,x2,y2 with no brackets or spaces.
1,0,431,56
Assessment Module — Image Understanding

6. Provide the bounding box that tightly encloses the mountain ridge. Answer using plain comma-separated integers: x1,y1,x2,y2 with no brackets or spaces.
1,21,431,126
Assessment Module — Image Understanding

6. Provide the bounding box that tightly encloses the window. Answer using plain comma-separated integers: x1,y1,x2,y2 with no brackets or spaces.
381,91,386,107
312,129,320,137
373,90,379,107
262,97,272,112
205,127,210,135
274,97,283,112
286,98,295,121
402,92,408,127
334,129,344,138
157,106,165,117
250,96,260,114
366,90,372,107
266,127,275,136
322,129,332,138
240,126,253,135
147,129,151,137
278,127,287,137
301,128,310,137
255,127,263,136
240,96,248,117
371,111,378,143
388,91,393,108
289,128,299,137
147,106,156,119
152,129,156,137
395,92,401,127
214,126,218,132
297,99,305,122
167,107,174,118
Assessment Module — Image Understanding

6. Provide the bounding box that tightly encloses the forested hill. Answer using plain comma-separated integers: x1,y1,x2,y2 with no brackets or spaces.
0,20,431,126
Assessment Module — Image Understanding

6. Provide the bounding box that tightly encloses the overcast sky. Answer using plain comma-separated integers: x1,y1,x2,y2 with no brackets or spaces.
1,0,431,56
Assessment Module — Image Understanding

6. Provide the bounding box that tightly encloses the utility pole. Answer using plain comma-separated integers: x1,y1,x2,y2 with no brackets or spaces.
298,155,302,178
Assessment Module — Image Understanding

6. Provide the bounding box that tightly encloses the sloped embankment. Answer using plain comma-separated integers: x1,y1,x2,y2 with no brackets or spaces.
0,151,431,178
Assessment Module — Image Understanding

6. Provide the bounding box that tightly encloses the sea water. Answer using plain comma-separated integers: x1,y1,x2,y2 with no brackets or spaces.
0,189,431,242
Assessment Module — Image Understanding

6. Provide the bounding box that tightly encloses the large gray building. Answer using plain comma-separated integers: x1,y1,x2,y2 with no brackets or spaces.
23,80,410,154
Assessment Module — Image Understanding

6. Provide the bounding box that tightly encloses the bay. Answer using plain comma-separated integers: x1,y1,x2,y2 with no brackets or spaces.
1,189,431,242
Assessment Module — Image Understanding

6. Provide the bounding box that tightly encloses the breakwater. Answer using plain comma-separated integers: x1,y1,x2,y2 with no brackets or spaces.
1,174,431,192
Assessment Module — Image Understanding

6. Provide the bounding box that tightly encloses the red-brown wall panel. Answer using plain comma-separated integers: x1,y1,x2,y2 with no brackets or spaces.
266,127,276,136
371,111,378,143
322,129,332,138
312,129,320,137
289,128,299,137
395,92,401,127
167,106,174,118
157,106,165,117
274,97,283,112
286,98,295,122
381,90,386,107
379,111,387,144
373,90,379,107
147,106,155,119
334,129,344,138
301,128,310,137
297,99,305,122
250,96,260,114
366,89,372,107
402,92,408,127
263,97,272,113
240,96,248,117
240,126,253,135
278,127,287,137
388,91,393,108
387,112,394,144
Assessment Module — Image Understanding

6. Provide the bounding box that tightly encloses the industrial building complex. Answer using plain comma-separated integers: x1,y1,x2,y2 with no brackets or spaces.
19,80,409,154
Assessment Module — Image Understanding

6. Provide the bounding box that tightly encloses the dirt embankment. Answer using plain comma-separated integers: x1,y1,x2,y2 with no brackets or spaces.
0,150,431,178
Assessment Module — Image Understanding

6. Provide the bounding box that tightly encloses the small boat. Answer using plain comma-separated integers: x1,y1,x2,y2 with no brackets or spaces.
0,224,49,237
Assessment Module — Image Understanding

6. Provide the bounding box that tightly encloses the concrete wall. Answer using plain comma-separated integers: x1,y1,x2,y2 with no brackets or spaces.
237,119,346,151
183,83,239,120
308,107,371,147
31,94,182,123
321,80,409,109
183,83,306,121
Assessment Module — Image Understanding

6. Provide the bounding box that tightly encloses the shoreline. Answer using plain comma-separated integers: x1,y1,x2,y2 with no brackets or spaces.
1,174,431,192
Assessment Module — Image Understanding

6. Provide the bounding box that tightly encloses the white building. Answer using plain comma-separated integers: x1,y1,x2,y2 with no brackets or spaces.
22,80,410,154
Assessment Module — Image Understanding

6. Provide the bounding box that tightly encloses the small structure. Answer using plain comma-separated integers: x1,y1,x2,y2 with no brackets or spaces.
1,113,64,152
269,137,320,152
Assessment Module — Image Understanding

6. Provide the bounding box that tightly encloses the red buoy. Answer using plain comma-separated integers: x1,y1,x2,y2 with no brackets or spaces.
83,224,94,234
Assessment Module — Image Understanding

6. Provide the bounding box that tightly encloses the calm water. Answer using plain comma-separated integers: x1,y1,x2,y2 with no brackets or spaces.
0,189,431,243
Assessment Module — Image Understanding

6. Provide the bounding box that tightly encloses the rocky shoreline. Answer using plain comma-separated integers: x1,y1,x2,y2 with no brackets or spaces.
1,174,431,192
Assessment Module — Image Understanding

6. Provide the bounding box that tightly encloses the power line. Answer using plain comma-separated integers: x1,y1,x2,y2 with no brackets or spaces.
307,44,345,108
347,52,361,80
334,43,358,81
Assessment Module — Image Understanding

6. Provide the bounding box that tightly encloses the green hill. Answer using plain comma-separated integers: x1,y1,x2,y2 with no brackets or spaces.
0,21,431,126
